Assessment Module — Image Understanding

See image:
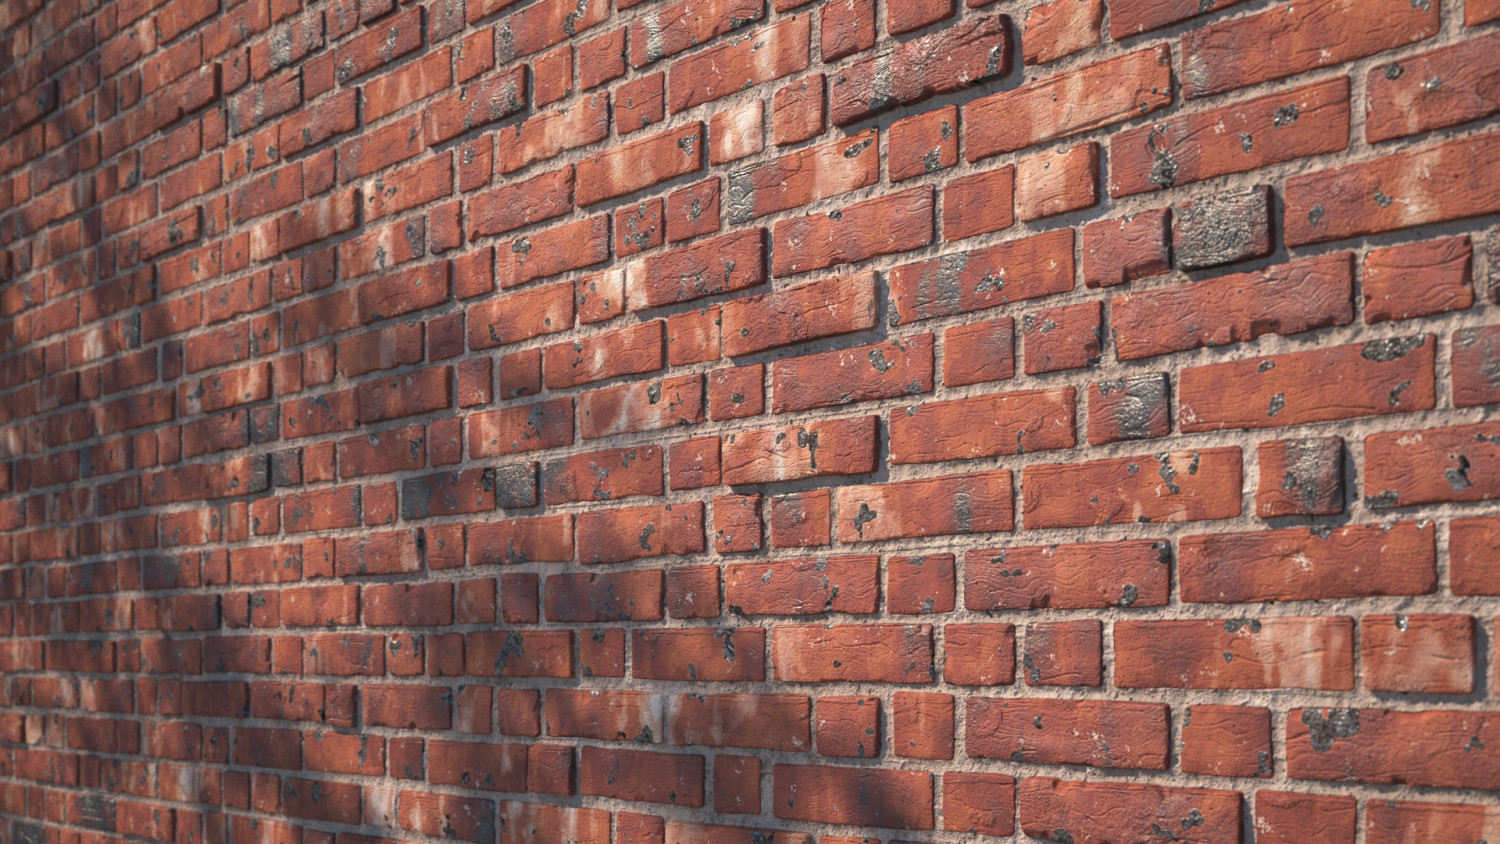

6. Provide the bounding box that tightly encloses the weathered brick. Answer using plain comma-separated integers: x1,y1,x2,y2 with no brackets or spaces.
667,16,810,113
771,336,932,413
1179,336,1435,432
721,416,877,484
965,46,1172,159
890,387,1075,463
1111,78,1351,196
830,17,1009,126
889,229,1074,325
1116,617,1355,690
836,471,1013,542
772,187,934,277
1181,0,1438,99
1113,253,1354,360
1023,448,1242,529
1286,132,1500,245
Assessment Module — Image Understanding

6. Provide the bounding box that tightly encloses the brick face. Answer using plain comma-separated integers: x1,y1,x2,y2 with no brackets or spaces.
3,0,1497,841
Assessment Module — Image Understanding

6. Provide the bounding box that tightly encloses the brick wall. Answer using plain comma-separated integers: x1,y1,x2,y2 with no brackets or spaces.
1,0,1499,838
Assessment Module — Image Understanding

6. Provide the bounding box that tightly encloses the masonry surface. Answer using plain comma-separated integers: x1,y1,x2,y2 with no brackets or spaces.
1,0,1499,840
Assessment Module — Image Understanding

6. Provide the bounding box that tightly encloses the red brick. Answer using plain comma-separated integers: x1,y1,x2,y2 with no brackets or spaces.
712,754,760,814
465,630,573,677
1016,142,1098,221
496,215,610,289
1024,0,1101,64
1182,0,1437,99
943,772,1015,837
469,398,574,458
1287,708,1500,790
355,366,452,424
1081,210,1170,288
332,8,422,83
968,697,1169,769
708,100,765,165
543,446,663,505
831,17,1009,126
885,553,955,616
398,791,496,843
1116,616,1354,690
771,75,825,146
941,317,1015,388
773,764,933,830
1022,448,1242,529
1022,300,1101,374
891,387,1075,463
720,416,876,484
1286,132,1500,245
1368,32,1500,143
1365,800,1499,844
533,46,573,106
1364,235,1474,324
427,738,527,791
724,555,876,616
711,493,761,553
1087,373,1170,445
628,0,765,67
625,228,765,310
814,696,879,758
966,46,1172,159
769,490,830,549
771,335,933,413
468,516,573,565
363,582,453,627
667,305,724,365
577,122,703,206
495,96,610,175
1365,421,1500,508
821,0,875,60
616,73,666,135
773,624,931,683
1179,336,1435,432
889,228,1073,325
574,502,704,564
1182,705,1272,778
468,167,576,240
772,187,934,276
1110,0,1248,36
837,470,1013,542
667,16,810,113
580,746,703,806
1452,515,1500,596
1181,520,1436,605
708,364,762,421
496,802,609,844
727,130,876,224
667,693,809,751
616,199,663,257
1361,614,1473,694
1113,253,1354,360
579,374,705,439
1022,620,1102,686
544,570,664,623
1019,779,1241,844
942,167,1017,242
1112,78,1351,196
887,106,957,182
666,178,721,243
634,628,766,681
1255,436,1345,517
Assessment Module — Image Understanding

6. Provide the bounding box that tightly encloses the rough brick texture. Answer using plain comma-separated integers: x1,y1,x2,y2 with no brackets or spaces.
1,0,1497,841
